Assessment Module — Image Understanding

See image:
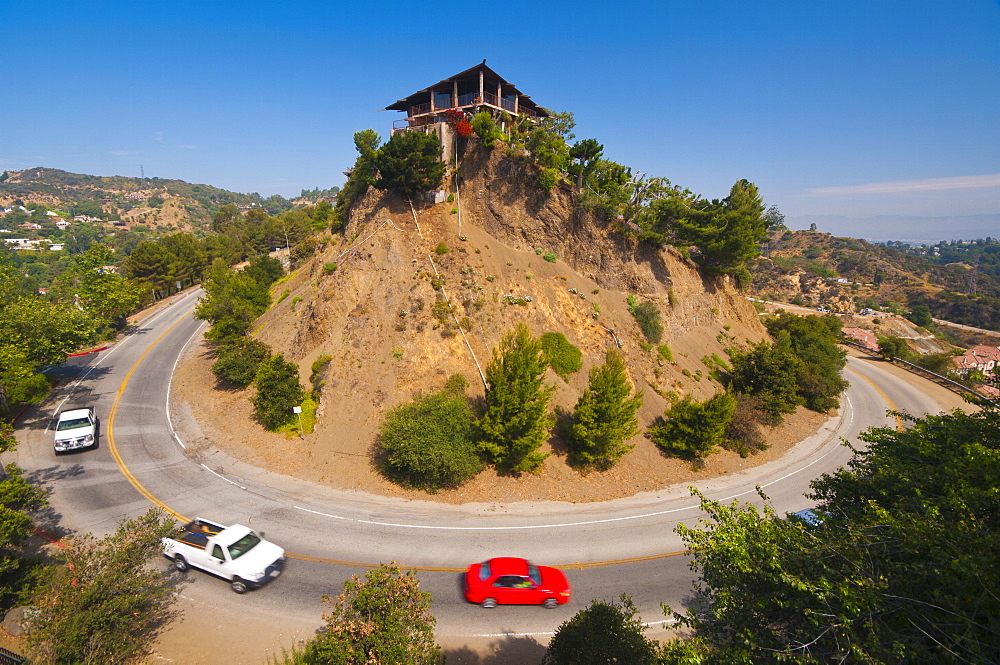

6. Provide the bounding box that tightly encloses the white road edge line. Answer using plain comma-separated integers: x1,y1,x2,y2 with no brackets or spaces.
200,463,249,491
165,315,208,451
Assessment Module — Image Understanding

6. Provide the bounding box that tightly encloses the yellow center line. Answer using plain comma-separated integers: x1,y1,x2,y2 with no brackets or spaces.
848,365,903,430
107,309,691,571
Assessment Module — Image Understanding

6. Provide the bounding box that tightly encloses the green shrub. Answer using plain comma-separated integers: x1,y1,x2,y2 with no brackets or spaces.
543,252,557,263
431,300,451,326
322,262,338,275
631,301,663,343
540,332,583,378
657,344,674,362
538,167,558,192
721,393,769,458
310,354,332,397
435,241,449,255
648,392,736,461
252,354,305,431
447,193,455,202
211,338,272,389
378,390,482,492
277,289,290,303
471,111,505,148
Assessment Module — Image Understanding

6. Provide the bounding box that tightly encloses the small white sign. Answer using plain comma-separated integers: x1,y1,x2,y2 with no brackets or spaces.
292,406,302,414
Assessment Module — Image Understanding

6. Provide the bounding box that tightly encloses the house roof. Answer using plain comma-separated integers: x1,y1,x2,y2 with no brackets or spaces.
967,345,1000,362
383,61,548,117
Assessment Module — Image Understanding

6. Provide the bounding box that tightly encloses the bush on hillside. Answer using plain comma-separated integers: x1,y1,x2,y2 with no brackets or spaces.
630,300,663,343
649,392,736,461
377,389,482,492
540,332,582,379
211,338,272,389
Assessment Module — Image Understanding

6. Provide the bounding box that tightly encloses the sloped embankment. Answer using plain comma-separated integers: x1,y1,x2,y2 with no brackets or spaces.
181,143,784,503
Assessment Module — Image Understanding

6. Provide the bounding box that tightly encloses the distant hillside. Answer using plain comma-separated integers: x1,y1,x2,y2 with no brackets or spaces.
0,167,292,232
788,214,1000,244
750,230,1000,332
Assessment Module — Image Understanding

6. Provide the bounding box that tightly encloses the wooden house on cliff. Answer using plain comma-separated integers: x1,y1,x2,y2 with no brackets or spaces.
383,60,549,132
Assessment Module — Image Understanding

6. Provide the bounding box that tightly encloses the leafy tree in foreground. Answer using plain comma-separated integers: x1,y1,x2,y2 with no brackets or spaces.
542,595,658,665
27,509,177,665
277,563,441,665
0,427,48,611
648,392,735,461
567,348,643,470
476,324,554,474
378,387,482,492
252,354,304,430
661,407,1000,664
374,130,446,199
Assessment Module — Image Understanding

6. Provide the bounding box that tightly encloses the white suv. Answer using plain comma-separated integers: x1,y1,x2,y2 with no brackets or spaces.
54,408,98,454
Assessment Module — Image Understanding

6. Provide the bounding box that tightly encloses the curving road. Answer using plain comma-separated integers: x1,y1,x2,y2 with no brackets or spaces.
11,288,953,652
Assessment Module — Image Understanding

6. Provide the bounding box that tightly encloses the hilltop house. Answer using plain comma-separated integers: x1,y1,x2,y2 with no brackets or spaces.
384,61,548,133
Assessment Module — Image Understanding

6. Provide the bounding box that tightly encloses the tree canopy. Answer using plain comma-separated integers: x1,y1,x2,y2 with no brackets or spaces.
278,563,441,665
374,130,446,199
662,406,1000,664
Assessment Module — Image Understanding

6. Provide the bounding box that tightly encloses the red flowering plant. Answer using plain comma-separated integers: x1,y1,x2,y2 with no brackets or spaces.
454,119,474,137
440,108,474,137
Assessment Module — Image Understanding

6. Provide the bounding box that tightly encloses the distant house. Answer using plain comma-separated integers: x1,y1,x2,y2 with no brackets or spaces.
55,219,71,229
384,61,549,133
19,222,42,230
956,345,1000,376
73,215,102,223
842,327,879,352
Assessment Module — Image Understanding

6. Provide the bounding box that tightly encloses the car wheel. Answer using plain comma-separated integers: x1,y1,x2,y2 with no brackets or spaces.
543,597,558,609
231,578,248,594
481,598,497,609
173,555,188,572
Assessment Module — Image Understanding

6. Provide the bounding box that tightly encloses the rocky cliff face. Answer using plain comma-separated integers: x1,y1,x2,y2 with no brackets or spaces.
252,142,767,453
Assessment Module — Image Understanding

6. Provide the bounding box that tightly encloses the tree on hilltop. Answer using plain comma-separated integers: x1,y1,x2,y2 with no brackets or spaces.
374,130,446,199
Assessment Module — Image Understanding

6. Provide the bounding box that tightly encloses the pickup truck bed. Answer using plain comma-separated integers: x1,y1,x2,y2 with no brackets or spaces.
163,518,284,594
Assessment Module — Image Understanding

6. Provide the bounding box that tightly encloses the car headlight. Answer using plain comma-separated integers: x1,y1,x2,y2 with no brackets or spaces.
83,434,94,443
252,571,266,580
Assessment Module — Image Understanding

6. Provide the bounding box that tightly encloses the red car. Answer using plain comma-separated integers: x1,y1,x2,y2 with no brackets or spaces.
464,557,571,608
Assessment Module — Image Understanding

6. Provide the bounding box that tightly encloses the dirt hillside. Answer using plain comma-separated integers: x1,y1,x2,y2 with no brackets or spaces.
172,143,817,504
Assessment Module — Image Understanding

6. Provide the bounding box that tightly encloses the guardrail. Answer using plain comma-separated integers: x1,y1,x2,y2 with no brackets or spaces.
0,646,26,664
842,339,999,407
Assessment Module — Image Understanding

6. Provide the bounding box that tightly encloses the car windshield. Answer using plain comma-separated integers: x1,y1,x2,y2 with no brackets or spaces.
57,417,91,431
478,561,491,581
227,532,262,560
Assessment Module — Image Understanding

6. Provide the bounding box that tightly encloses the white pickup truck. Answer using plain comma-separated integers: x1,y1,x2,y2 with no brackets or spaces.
162,518,286,593
53,407,98,454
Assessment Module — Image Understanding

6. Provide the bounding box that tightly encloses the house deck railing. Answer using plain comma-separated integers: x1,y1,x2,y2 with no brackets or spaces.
408,94,536,120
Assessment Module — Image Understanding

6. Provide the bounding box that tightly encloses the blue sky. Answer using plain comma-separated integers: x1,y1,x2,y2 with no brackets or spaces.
2,1,998,240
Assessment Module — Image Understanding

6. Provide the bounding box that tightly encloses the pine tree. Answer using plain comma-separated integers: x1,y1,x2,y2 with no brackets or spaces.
374,130,446,199
567,348,643,470
252,354,304,430
476,324,554,473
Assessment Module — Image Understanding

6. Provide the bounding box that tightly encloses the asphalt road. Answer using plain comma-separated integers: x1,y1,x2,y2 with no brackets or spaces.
10,288,951,651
